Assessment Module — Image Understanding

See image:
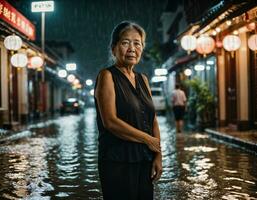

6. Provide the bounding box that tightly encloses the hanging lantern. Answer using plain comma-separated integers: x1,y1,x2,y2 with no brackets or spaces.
29,56,44,69
196,35,215,55
67,74,76,82
222,35,241,51
4,35,22,51
10,53,28,68
248,34,257,51
181,35,197,53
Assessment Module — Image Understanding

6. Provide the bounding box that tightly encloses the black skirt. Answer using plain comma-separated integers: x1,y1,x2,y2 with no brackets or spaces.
98,160,153,200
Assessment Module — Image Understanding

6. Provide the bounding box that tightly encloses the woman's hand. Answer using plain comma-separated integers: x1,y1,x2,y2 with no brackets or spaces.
146,136,161,153
151,153,162,182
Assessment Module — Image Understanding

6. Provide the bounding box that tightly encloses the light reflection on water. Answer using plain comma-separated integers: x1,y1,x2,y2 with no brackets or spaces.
0,110,256,199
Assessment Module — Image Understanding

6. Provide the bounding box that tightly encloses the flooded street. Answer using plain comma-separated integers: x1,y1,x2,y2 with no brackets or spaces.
0,108,256,200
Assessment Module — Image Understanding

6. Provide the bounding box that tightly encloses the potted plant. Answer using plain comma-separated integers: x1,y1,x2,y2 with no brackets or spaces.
184,78,216,130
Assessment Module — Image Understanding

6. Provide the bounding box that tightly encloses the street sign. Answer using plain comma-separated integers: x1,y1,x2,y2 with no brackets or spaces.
31,1,54,12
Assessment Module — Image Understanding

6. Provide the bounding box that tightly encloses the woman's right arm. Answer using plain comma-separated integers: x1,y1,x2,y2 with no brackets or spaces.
95,69,160,153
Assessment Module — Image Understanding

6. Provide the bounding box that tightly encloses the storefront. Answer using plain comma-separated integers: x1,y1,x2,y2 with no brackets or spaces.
177,2,257,130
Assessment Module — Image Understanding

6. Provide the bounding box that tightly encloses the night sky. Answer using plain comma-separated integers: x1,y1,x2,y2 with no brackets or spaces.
10,0,169,80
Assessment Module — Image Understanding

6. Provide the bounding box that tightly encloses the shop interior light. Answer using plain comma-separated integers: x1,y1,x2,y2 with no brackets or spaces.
206,60,215,65
151,76,167,83
184,68,192,76
154,68,168,76
206,65,211,70
194,64,205,71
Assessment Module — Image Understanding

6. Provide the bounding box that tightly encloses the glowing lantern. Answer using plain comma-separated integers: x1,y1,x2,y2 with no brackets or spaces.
181,35,197,52
67,74,76,82
222,35,241,51
73,78,80,85
248,34,257,51
58,69,67,78
196,36,215,55
4,35,22,51
184,68,192,76
29,56,44,69
10,53,28,68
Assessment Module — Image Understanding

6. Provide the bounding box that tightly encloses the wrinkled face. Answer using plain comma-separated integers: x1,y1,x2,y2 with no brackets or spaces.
112,28,143,67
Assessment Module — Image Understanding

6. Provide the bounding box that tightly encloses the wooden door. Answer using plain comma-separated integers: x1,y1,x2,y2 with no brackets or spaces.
250,50,257,128
225,52,237,125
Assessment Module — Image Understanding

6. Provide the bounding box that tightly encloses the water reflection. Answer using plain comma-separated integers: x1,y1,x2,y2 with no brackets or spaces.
0,110,256,199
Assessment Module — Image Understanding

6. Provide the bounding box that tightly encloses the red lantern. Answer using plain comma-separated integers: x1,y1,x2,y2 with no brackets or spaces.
196,36,215,55
28,56,44,69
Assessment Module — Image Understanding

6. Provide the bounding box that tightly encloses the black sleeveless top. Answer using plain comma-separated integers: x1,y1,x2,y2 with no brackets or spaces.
95,66,155,163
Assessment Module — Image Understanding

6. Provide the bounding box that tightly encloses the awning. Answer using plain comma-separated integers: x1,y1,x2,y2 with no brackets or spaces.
168,53,198,73
177,0,257,39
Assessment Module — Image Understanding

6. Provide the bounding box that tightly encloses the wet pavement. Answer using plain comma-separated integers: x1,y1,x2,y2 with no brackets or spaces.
0,108,257,199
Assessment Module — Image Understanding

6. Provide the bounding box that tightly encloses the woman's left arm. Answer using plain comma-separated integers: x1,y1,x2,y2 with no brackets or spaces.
142,74,163,182
151,115,162,182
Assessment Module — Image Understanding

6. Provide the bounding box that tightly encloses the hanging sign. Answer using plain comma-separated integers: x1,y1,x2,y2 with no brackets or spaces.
0,0,36,40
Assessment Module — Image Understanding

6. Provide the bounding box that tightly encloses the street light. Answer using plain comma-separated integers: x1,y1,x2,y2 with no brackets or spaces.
31,1,54,115
66,63,77,71
31,1,54,81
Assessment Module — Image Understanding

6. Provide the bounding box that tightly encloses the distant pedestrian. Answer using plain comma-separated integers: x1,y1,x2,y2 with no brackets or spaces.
172,83,187,133
94,21,162,200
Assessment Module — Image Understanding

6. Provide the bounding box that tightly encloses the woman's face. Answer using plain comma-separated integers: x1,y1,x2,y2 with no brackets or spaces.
113,28,143,67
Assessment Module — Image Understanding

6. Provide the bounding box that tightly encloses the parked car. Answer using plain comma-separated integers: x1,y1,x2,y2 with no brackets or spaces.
60,98,84,115
151,87,166,113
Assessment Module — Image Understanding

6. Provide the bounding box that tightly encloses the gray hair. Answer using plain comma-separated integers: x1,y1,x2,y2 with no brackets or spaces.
108,21,146,64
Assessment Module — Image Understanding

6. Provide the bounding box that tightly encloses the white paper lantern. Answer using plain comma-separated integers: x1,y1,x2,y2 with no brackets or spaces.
222,35,241,51
181,35,197,52
196,36,215,55
29,56,44,69
4,35,22,51
10,53,28,68
248,34,257,51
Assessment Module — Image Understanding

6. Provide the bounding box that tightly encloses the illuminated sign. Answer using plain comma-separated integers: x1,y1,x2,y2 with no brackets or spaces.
32,1,54,12
0,0,36,40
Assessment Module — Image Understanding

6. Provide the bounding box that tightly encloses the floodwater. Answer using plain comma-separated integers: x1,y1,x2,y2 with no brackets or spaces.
0,108,256,199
